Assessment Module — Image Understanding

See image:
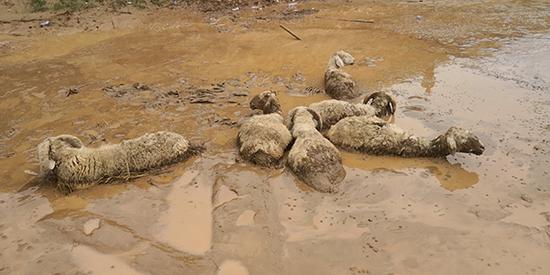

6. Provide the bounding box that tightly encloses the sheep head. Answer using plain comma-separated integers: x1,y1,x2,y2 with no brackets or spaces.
38,135,84,172
441,127,485,155
287,107,323,131
249,90,282,114
363,91,396,117
328,50,355,69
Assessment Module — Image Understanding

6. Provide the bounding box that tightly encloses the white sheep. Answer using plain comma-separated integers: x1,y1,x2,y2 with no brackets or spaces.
309,91,396,130
286,107,346,193
326,116,485,157
237,91,293,167
324,50,358,99
38,131,201,191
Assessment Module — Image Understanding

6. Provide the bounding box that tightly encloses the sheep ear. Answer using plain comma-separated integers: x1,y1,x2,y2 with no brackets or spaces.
58,135,83,148
37,138,55,172
446,135,458,152
335,56,345,68
306,108,323,131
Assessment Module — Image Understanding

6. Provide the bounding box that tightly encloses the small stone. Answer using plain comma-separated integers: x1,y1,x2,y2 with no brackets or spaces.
83,218,101,236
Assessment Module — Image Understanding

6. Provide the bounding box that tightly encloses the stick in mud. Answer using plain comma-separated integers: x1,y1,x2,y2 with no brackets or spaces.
279,24,302,41
315,16,375,24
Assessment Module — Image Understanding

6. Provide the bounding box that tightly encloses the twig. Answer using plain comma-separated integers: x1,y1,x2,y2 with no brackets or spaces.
344,19,375,23
0,18,45,24
279,24,302,41
315,16,375,24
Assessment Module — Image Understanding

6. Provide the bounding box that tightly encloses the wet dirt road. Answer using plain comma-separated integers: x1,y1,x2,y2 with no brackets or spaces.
1,0,550,274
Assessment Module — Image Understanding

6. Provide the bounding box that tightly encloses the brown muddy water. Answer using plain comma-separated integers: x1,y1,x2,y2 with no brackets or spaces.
1,0,550,274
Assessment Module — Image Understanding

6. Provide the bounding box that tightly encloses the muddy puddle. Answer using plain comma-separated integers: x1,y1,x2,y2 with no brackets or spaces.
1,0,550,274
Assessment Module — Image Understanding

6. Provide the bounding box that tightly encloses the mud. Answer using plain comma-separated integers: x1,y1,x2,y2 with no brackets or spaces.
1,0,550,274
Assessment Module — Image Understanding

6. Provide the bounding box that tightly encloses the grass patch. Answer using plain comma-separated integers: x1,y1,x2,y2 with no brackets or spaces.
30,0,48,12
30,0,153,13
53,0,97,11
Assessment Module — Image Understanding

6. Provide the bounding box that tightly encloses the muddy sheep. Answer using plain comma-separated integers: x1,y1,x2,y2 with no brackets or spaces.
286,107,346,193
327,116,485,157
324,50,358,99
309,91,396,130
38,131,201,191
237,91,293,167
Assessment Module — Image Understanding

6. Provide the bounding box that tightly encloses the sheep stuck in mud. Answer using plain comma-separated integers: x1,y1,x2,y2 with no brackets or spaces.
286,107,346,193
327,116,485,157
38,131,201,191
309,91,396,130
237,91,292,167
324,50,358,99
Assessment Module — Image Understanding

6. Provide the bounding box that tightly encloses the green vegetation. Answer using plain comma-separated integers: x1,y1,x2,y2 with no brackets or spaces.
150,0,170,7
52,0,98,11
30,0,48,12
29,0,147,13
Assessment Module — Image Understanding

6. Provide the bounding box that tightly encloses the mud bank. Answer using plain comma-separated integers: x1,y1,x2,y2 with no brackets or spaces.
1,0,549,274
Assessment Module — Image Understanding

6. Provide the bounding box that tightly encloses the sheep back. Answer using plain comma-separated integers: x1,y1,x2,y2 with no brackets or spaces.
287,107,346,192
287,136,346,193
238,114,292,167
120,131,192,171
309,100,376,130
327,116,424,156
324,69,358,100
39,131,194,189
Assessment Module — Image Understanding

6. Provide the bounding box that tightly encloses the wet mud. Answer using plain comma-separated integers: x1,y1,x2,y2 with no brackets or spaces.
1,0,550,274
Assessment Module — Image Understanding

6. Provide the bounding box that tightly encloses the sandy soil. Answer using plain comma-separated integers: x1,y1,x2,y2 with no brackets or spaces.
0,0,549,274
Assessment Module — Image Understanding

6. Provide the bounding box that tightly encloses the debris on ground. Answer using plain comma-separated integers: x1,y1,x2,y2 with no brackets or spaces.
39,20,50,27
83,218,101,236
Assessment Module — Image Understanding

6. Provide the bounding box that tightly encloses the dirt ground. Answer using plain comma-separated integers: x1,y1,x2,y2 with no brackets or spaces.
1,0,550,274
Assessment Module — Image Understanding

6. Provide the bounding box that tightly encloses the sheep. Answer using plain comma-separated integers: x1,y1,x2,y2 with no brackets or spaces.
324,50,358,99
286,107,346,193
326,116,485,157
237,91,293,167
38,131,201,191
309,91,396,130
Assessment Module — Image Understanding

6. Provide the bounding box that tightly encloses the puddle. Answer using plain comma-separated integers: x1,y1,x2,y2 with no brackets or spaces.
217,260,249,275
71,245,142,275
235,210,256,226
342,152,479,191
213,184,240,209
155,169,213,255
1,1,550,274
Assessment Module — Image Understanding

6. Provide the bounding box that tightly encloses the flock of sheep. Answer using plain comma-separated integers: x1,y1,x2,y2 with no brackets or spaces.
38,51,485,193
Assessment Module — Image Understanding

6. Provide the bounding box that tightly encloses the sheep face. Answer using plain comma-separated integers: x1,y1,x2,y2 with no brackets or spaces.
363,92,396,117
443,127,485,155
335,51,355,67
38,135,84,173
249,91,281,114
